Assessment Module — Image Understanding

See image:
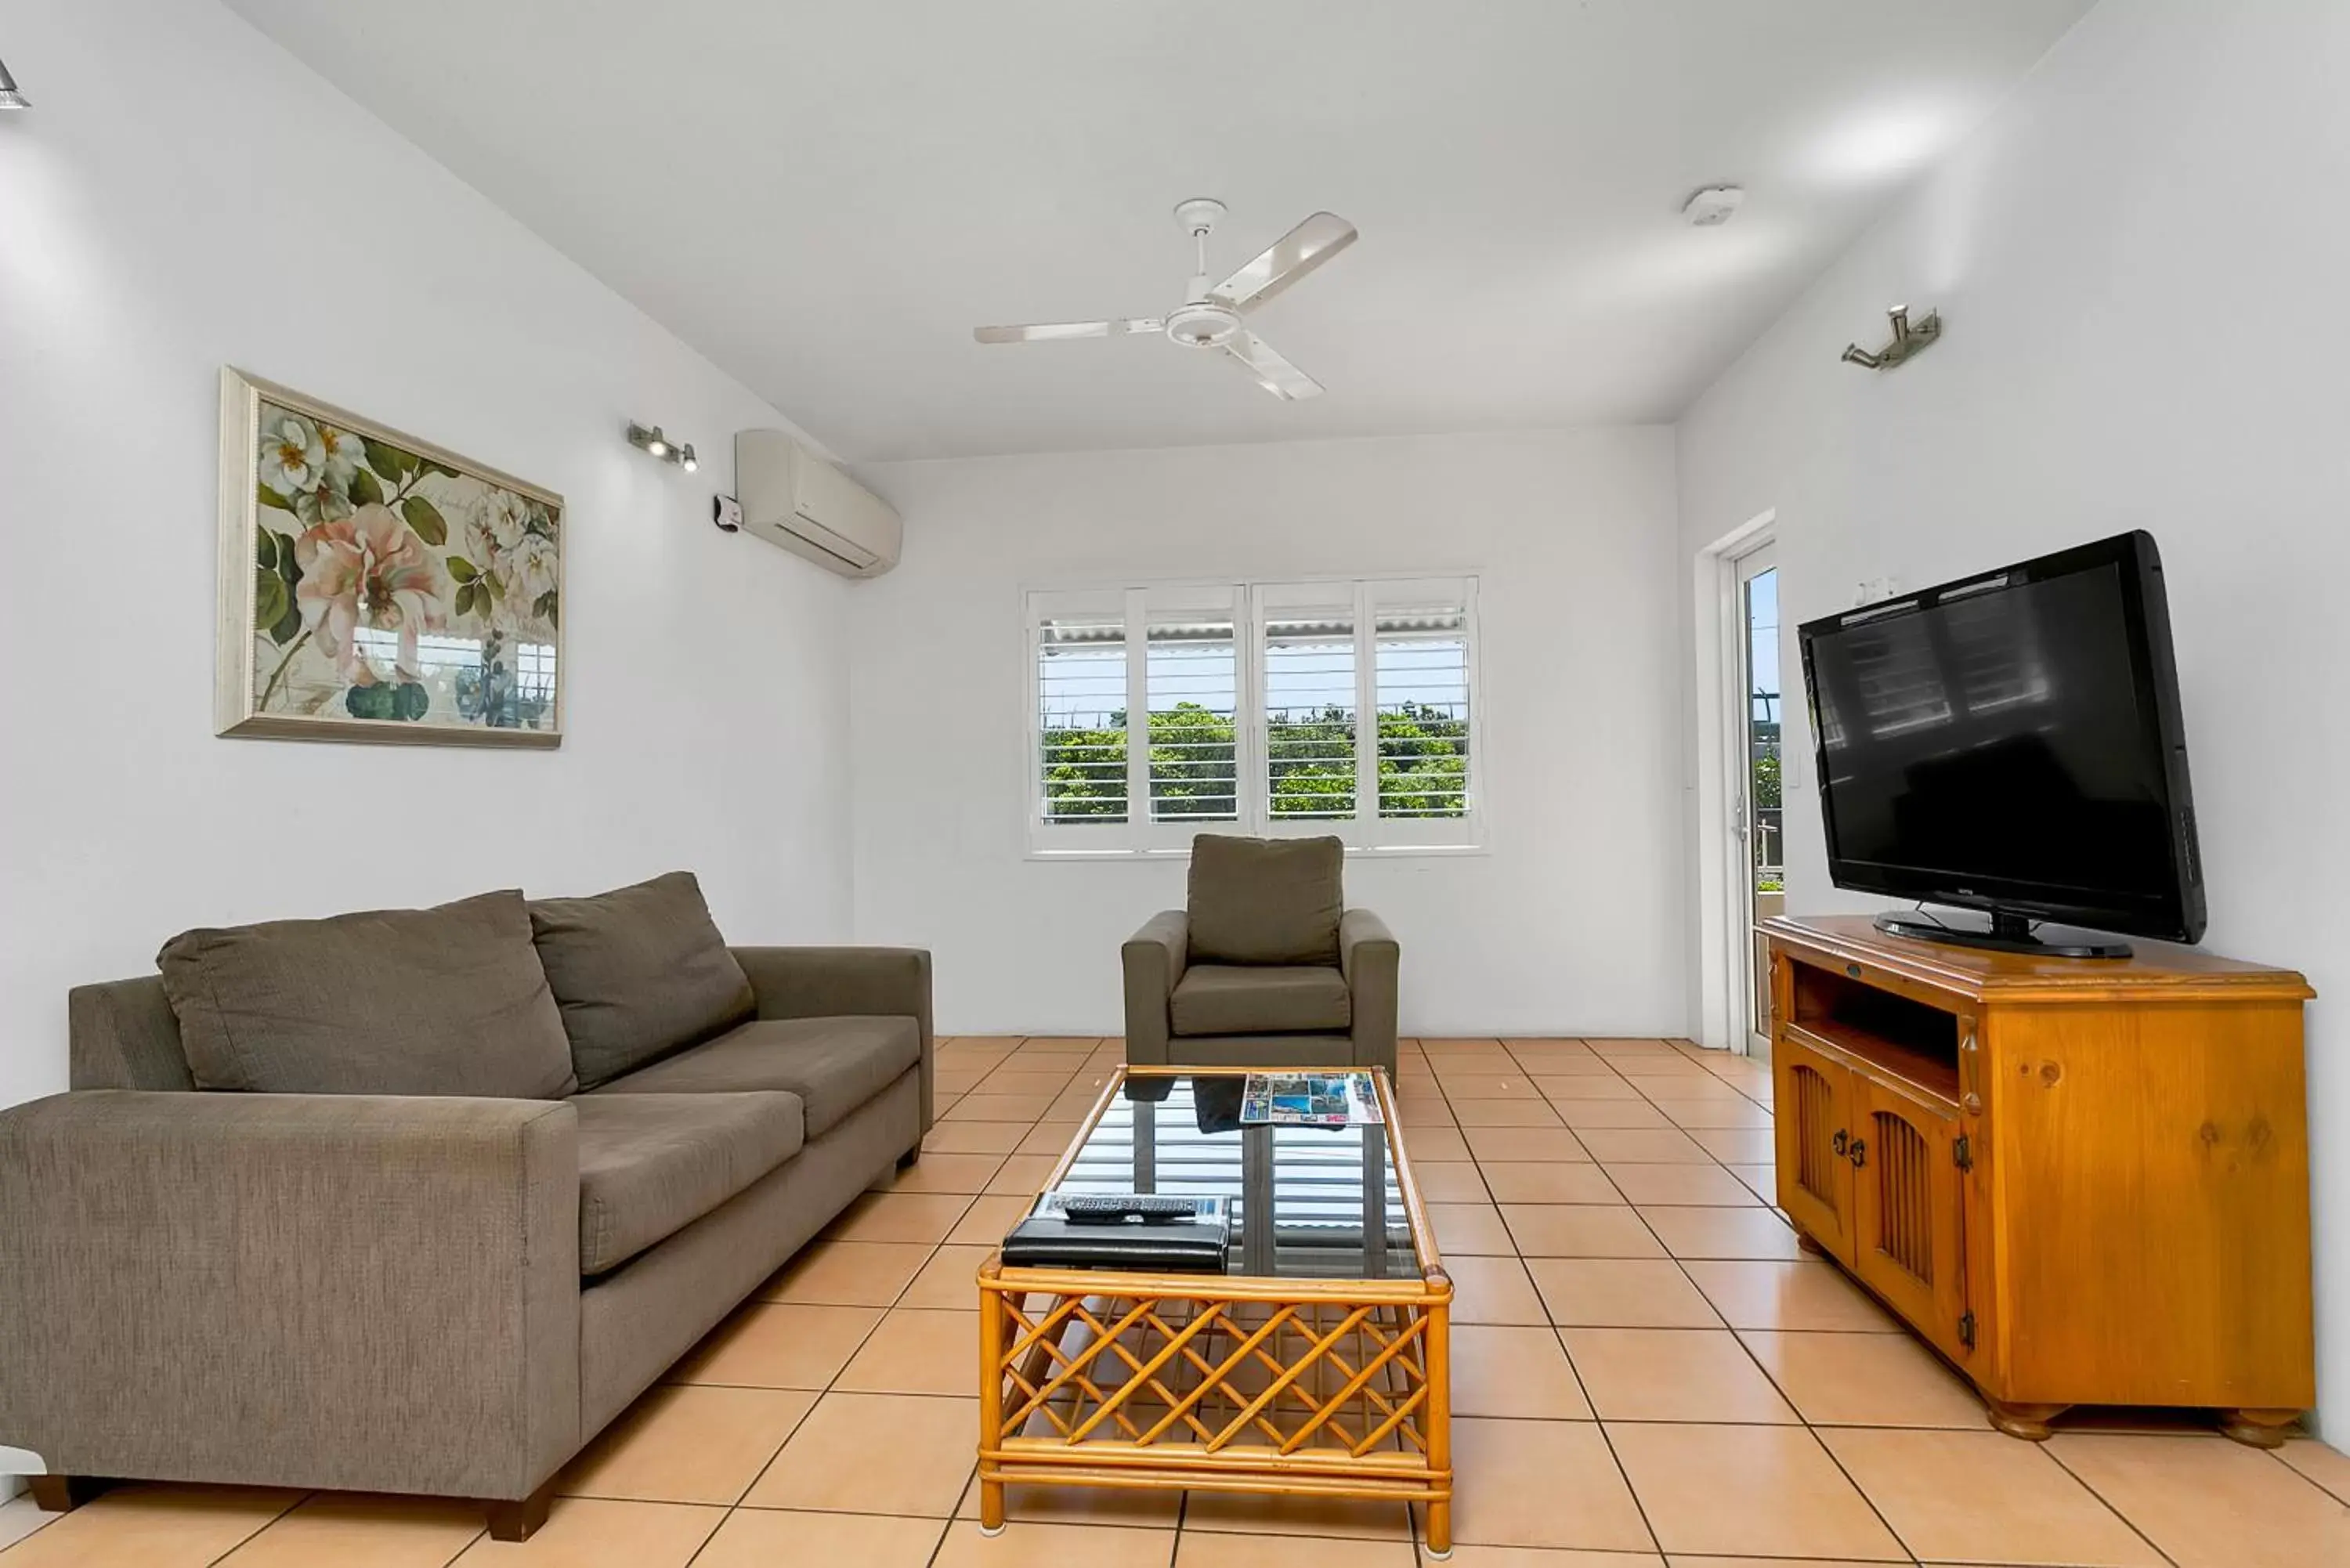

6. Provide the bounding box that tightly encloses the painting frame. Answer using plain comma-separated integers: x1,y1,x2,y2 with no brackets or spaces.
215,367,566,748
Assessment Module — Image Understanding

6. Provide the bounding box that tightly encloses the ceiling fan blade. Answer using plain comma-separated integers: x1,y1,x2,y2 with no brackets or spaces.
974,318,1162,344
1221,331,1324,400
1209,212,1358,311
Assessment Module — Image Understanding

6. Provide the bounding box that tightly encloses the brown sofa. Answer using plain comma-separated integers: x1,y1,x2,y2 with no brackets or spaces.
0,873,931,1541
1123,834,1400,1074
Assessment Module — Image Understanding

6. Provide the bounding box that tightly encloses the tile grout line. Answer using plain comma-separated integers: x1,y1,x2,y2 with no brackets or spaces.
1556,1041,1925,1566
2038,1437,2192,1568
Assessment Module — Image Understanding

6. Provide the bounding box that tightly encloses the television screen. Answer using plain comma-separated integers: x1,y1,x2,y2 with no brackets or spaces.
1798,532,2204,942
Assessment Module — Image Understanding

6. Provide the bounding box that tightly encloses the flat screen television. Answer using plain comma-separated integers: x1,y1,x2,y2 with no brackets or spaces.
1797,530,2204,958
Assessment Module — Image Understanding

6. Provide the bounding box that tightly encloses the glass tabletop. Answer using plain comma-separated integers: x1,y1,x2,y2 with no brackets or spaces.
1042,1071,1421,1281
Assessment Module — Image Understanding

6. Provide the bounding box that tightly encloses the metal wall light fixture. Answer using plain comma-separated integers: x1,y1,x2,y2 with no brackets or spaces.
1842,305,1941,370
627,421,697,472
0,57,31,110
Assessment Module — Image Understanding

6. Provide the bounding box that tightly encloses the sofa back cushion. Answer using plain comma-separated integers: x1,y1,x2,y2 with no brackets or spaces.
527,871,756,1089
1185,833,1345,966
157,889,578,1098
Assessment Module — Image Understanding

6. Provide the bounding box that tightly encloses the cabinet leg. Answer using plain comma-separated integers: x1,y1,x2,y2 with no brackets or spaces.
28,1476,110,1514
1795,1230,1831,1258
2218,1407,2302,1449
1986,1399,2069,1441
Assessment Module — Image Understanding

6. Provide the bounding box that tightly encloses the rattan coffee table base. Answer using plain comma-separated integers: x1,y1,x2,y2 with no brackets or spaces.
974,1069,1454,1555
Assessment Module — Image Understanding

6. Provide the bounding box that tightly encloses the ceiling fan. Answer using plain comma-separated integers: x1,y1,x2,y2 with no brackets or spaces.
974,199,1357,400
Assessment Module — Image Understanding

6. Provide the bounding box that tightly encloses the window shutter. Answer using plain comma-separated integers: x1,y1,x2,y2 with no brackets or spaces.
1371,582,1474,824
1032,577,1480,853
1145,605,1239,824
1034,599,1130,825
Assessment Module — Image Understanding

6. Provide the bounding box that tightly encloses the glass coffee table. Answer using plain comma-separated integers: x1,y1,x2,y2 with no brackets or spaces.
974,1066,1455,1556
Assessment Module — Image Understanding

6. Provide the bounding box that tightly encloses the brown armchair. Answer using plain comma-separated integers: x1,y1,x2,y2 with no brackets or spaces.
1122,834,1399,1075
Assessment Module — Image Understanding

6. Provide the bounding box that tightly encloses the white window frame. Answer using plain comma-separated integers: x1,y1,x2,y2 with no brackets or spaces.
1025,573,1485,858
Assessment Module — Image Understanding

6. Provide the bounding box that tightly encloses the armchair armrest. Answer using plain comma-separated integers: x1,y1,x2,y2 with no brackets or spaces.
732,946,935,1129
1340,908,1401,1075
0,1090,578,1501
1122,911,1189,1067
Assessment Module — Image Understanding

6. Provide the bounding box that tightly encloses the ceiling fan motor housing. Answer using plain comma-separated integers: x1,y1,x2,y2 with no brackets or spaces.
1166,298,1242,347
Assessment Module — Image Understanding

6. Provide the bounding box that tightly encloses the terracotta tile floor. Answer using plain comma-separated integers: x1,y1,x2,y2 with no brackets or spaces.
8,1033,2347,1566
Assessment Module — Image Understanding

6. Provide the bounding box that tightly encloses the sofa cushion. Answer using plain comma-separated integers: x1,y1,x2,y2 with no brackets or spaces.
1186,834,1344,966
156,889,577,1098
592,1016,920,1138
527,872,756,1089
1170,964,1353,1037
573,1092,804,1274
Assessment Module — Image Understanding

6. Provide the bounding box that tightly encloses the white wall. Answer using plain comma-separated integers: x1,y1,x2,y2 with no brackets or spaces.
1676,0,2350,1429
0,0,855,1112
851,428,1685,1038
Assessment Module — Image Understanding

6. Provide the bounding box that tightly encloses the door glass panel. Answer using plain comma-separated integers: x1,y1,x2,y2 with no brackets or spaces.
1744,565,1782,1046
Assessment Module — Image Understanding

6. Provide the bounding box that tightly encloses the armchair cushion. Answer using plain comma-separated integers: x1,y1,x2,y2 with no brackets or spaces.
1186,834,1345,966
156,889,577,1099
528,872,756,1089
1170,964,1353,1037
593,1016,920,1138
573,1093,804,1274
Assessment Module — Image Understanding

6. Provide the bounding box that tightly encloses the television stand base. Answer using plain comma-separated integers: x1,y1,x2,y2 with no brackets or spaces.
1873,909,2131,959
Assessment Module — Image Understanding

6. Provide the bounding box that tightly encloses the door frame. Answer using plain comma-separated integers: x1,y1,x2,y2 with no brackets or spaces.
1690,509,1777,1055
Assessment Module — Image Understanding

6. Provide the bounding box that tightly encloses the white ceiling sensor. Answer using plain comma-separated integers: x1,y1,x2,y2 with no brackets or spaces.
974,199,1357,401
1683,186,1746,226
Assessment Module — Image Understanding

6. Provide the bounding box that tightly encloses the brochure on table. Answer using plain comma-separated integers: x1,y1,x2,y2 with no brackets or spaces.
1238,1071,1384,1128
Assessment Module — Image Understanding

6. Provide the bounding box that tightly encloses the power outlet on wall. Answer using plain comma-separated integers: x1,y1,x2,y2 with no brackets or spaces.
1853,575,1900,606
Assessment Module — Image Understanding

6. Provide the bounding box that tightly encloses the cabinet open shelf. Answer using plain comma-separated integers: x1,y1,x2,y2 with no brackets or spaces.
1781,1018,1958,1107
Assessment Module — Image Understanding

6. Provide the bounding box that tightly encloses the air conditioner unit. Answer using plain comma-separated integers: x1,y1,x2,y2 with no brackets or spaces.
734,429,901,578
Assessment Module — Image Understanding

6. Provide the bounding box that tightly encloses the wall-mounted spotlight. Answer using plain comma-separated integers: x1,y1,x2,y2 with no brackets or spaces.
1842,305,1941,370
0,57,31,111
627,421,698,472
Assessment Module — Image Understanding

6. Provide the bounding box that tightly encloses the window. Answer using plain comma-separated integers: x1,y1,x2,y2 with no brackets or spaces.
1263,599,1357,822
1028,576,1480,854
1376,601,1473,822
1146,604,1239,824
1036,599,1129,826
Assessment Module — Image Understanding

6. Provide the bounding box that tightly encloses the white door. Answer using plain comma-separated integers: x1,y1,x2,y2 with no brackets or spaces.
1731,544,1782,1057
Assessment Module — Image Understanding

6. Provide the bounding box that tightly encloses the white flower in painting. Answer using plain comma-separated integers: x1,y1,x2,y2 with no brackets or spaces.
464,515,501,575
291,479,355,526
258,415,326,496
501,531,559,606
474,490,532,553
315,422,367,490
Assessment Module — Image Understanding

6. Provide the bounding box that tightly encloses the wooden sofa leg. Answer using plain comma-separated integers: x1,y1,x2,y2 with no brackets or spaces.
898,1144,921,1169
482,1479,555,1542
29,1475,110,1513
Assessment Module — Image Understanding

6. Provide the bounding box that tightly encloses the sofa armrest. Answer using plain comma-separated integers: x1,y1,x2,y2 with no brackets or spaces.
1122,911,1188,1067
732,946,935,1130
1340,908,1401,1076
0,1090,578,1501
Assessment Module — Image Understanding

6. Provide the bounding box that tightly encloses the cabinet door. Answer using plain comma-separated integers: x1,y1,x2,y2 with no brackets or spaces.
1849,1075,1971,1359
1773,1037,1855,1259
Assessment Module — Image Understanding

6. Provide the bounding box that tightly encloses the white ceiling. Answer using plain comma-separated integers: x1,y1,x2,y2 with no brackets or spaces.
226,0,2094,462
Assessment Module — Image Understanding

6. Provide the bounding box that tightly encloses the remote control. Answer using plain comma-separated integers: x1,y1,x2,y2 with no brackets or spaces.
1061,1194,1197,1224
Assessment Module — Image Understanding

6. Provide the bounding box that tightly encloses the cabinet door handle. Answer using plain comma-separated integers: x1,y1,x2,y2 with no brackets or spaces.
1831,1129,1849,1157
1849,1138,1868,1169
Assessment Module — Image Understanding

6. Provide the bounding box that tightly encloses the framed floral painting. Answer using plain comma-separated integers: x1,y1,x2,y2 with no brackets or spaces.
215,368,564,746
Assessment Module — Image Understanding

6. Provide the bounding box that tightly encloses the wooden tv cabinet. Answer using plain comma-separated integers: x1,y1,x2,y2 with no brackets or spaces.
1762,914,2315,1445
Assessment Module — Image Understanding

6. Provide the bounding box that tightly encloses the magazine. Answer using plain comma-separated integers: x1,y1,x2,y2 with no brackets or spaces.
1238,1071,1384,1128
